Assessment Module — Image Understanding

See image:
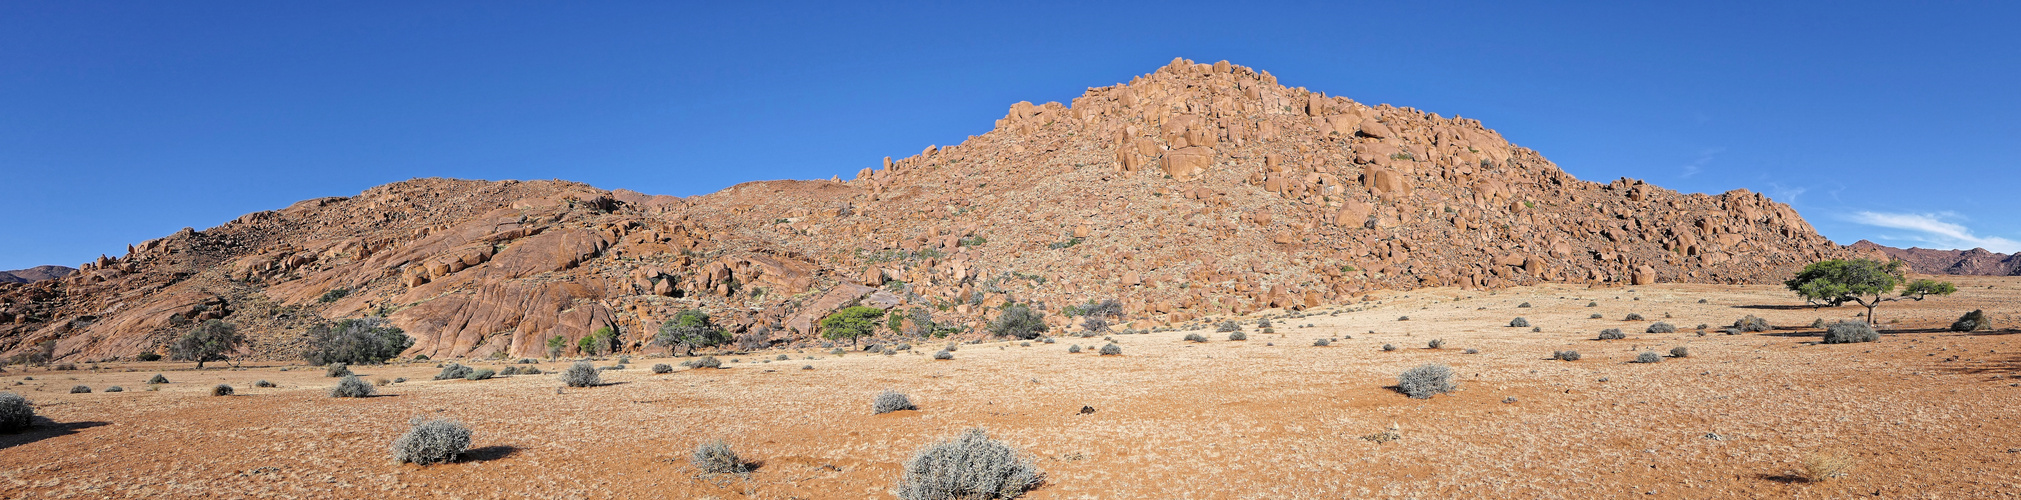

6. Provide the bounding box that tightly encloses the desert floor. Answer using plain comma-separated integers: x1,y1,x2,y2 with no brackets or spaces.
3,277,2019,499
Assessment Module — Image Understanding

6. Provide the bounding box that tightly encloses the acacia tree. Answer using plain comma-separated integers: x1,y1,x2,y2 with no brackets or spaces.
1785,259,1956,325
173,319,245,368
655,309,727,355
820,306,885,347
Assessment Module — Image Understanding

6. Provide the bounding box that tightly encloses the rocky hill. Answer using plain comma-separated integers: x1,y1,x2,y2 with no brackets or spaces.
0,58,1850,363
0,266,72,284
1848,240,2021,276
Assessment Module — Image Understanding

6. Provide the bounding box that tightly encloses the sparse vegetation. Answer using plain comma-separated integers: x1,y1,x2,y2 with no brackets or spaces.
1635,351,1663,363
1067,345,1082,353
1517,302,1532,308
1822,321,1879,344
70,385,90,394
1647,322,1676,333
1427,339,1445,349
692,440,747,474
561,361,600,387
1624,313,1645,321
1598,328,1626,340
302,318,413,366
1589,313,1604,319
1183,333,1207,343
1670,346,1690,358
1382,343,1398,351
895,428,1043,500
463,368,495,380
255,380,275,388
933,350,954,360
652,363,673,374
874,389,917,414
1228,331,1247,341
105,386,123,392
211,384,234,396
330,375,375,398
682,356,723,369
1099,344,1122,356
325,363,352,377
1509,317,1530,328
147,374,169,385
1313,338,1331,347
391,417,471,466
1396,364,1455,399
1554,350,1582,361
1215,321,1241,332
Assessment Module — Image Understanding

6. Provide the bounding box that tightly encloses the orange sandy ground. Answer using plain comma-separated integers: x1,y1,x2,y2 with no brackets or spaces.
3,277,2018,499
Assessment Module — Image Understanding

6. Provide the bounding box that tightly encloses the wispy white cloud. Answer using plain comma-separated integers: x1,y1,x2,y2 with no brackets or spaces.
1765,182,1808,205
1680,147,1723,178
1847,211,2021,253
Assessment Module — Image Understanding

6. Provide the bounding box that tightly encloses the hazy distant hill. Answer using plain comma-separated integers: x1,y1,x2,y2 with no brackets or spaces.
0,265,74,284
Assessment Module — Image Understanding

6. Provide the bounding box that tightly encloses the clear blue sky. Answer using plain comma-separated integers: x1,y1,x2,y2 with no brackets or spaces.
4,1,2017,270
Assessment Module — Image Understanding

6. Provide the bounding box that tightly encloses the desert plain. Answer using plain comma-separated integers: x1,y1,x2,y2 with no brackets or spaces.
3,277,2016,499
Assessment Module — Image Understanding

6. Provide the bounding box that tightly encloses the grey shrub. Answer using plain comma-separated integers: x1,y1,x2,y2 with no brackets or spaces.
1099,344,1122,356
896,428,1043,500
1396,364,1456,399
1823,321,1879,344
1598,328,1626,340
874,389,917,414
1509,317,1530,328
330,375,375,398
561,361,600,387
1647,322,1677,333
1635,351,1663,363
692,440,747,474
391,416,470,466
0,392,32,432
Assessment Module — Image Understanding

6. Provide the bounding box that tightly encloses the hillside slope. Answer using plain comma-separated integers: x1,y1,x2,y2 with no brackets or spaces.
1849,240,2021,276
0,266,73,284
0,58,1848,362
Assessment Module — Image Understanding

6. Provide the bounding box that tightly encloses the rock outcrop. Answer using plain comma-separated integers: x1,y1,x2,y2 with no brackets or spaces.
1849,240,2021,276
0,59,1852,362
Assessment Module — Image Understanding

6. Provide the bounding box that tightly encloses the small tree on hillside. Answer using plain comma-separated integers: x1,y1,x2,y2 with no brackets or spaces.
989,304,1048,340
821,306,885,347
173,319,245,368
302,318,413,365
655,309,728,355
1786,259,1956,325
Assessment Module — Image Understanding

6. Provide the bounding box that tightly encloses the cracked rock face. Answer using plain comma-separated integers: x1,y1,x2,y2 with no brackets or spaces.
0,59,1849,362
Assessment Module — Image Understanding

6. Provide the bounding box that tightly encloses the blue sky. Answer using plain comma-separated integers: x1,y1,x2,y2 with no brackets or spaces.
3,2,2017,270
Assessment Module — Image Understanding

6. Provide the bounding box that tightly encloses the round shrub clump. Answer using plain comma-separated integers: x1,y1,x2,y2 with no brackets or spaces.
1670,346,1690,358
1635,351,1663,363
1598,328,1626,340
1381,343,1398,352
1099,344,1122,356
1951,310,1992,332
1183,333,1207,343
561,361,600,387
1734,315,1772,333
434,363,473,380
105,386,125,393
255,380,276,388
682,356,723,369
211,384,234,396
1553,350,1582,361
1067,345,1082,354
933,350,954,360
325,363,352,378
1624,313,1645,321
1396,364,1456,399
0,392,34,431
896,428,1042,500
1228,331,1248,341
391,417,471,466
692,440,747,474
1823,321,1879,344
330,375,375,398
1312,338,1331,347
1215,321,1241,333
1509,317,1530,328
652,363,673,374
70,386,91,394
873,389,917,414
1427,339,1446,349
147,374,169,385
1647,322,1677,333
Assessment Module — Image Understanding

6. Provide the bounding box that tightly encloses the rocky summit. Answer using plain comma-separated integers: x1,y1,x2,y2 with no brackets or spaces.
0,58,1850,362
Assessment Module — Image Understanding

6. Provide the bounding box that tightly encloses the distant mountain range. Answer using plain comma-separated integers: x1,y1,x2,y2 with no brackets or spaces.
0,265,75,284
1849,240,2021,276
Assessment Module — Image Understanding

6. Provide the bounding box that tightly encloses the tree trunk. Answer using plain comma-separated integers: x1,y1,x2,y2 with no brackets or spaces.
1866,304,1878,326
